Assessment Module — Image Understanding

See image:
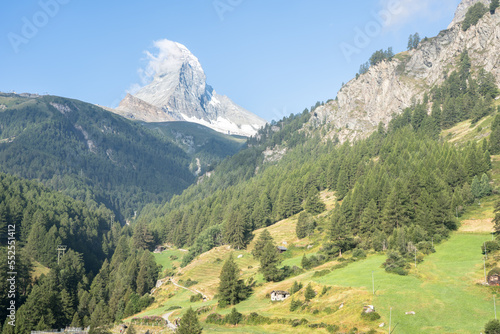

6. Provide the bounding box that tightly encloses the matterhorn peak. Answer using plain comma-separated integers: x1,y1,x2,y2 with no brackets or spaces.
115,39,267,137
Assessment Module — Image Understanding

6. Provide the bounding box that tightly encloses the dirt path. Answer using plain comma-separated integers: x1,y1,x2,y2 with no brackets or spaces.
169,278,208,301
162,311,177,331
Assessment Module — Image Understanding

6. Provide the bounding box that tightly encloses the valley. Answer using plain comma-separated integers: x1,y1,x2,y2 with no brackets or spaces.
2,0,500,333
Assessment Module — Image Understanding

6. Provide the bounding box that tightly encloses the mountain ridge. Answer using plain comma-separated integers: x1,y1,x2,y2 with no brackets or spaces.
310,5,500,144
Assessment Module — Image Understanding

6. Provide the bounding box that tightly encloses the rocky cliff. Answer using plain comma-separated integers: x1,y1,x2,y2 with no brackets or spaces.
310,2,500,143
114,40,267,137
448,0,491,28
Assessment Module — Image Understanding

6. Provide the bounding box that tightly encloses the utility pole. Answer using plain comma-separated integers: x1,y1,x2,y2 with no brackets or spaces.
485,257,488,285
485,242,488,260
414,248,417,269
57,245,67,265
372,271,375,295
495,295,497,320
389,307,392,334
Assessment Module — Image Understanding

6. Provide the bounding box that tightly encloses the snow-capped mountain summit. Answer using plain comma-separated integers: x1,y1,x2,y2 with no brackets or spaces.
114,40,267,137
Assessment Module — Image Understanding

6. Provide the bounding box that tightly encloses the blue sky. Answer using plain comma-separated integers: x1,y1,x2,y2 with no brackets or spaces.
0,0,461,121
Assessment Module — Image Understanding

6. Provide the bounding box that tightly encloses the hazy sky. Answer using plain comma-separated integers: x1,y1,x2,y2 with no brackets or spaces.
0,0,461,121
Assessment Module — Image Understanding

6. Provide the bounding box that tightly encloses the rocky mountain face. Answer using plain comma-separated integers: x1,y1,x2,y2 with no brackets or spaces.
448,0,491,28
310,1,500,143
114,40,267,137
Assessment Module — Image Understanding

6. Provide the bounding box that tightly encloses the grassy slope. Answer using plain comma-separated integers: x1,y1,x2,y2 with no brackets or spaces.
130,117,500,333
134,189,499,333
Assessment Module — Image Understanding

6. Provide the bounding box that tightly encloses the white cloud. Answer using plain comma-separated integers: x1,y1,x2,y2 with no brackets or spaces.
124,39,189,96
378,0,459,29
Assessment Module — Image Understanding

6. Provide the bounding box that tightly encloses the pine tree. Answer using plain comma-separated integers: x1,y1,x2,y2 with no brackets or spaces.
36,316,49,331
491,0,499,14
359,199,379,236
218,254,247,307
71,312,82,328
176,307,203,334
304,191,326,215
471,175,482,199
296,212,310,239
301,254,311,269
260,242,281,282
304,283,316,302
407,34,414,50
252,230,273,260
490,115,500,154
480,173,492,198
226,308,242,326
133,221,155,250
224,210,250,250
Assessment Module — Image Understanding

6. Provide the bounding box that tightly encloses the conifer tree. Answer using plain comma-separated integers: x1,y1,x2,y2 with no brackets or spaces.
305,191,326,215
252,229,273,260
260,242,281,282
224,210,250,250
480,173,492,198
71,312,82,328
471,175,482,199
218,254,247,307
133,221,155,250
304,283,316,302
296,212,310,239
491,0,499,14
359,199,379,235
35,316,50,331
177,307,203,334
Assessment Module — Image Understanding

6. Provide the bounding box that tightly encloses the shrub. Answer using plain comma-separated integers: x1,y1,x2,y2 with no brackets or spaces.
327,324,340,333
483,241,500,254
289,298,303,312
225,308,242,325
383,251,409,275
206,313,224,325
361,311,381,321
485,319,500,334
312,269,331,277
184,278,198,287
166,305,181,311
190,293,203,302
352,248,367,259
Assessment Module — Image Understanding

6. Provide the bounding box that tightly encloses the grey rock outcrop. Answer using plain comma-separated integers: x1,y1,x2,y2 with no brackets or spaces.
448,0,491,29
310,6,500,144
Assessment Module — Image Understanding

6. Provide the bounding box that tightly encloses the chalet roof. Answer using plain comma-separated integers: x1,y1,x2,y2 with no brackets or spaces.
277,246,288,251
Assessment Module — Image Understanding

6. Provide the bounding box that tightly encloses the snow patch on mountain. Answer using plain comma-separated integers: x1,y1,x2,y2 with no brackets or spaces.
115,39,267,137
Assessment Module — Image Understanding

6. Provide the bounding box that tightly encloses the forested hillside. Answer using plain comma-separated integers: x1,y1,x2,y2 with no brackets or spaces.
0,173,160,333
0,93,195,221
137,53,499,269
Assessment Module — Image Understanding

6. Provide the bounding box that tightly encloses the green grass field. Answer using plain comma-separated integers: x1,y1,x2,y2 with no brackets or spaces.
153,249,185,277
313,232,493,333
